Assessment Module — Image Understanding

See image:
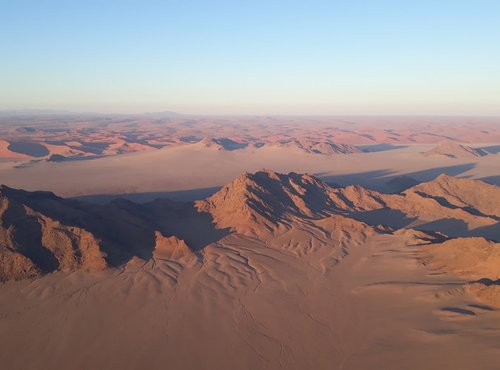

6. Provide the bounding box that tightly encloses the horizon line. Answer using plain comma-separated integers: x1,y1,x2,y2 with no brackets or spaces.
1,109,500,118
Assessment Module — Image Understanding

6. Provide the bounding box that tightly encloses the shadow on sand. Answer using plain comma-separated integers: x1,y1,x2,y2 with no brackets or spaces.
73,186,222,203
316,163,477,192
356,143,408,152
20,191,229,267
481,175,500,186
480,145,500,154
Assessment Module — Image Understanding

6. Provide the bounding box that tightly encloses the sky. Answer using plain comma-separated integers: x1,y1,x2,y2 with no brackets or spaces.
1,0,499,115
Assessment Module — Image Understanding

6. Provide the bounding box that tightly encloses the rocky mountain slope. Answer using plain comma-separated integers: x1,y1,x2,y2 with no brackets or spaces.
411,174,500,218
0,186,107,280
0,170,498,285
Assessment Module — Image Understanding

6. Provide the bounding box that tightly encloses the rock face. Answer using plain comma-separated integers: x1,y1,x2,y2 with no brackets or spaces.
411,174,500,219
423,142,488,158
153,232,195,262
410,174,500,306
196,170,335,232
196,169,375,270
195,170,385,235
0,186,107,281
0,248,39,281
337,175,498,239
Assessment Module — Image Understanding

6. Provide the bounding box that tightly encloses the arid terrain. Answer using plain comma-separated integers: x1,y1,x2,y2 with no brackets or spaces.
0,114,499,199
0,115,499,369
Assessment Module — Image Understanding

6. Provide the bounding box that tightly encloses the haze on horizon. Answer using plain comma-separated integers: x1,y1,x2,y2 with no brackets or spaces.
1,0,500,115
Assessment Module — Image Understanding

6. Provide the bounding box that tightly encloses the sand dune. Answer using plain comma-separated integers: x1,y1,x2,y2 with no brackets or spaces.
0,139,32,159
1,141,498,202
1,115,499,163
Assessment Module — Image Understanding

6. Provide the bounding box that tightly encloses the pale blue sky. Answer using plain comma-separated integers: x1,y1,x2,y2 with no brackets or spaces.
1,0,499,114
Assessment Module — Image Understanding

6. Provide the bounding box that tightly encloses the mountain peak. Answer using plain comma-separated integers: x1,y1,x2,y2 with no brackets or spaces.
196,170,334,233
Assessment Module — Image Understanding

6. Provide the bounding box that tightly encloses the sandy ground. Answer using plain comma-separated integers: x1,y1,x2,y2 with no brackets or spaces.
0,143,498,201
0,232,498,370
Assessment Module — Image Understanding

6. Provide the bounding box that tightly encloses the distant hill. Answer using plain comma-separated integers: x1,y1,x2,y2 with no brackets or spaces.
424,142,488,158
271,139,360,155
